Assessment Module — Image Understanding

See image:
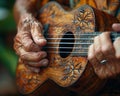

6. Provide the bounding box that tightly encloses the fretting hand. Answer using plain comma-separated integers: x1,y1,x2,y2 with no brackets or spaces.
88,23,120,79
14,14,49,73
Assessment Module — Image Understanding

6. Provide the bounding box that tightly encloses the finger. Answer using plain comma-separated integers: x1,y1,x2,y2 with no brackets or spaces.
31,22,47,46
88,44,94,61
113,37,120,59
27,66,40,73
94,35,104,61
98,32,114,78
88,44,106,78
19,31,41,52
88,44,99,66
100,32,115,57
112,23,120,32
26,59,49,67
96,33,117,79
19,47,47,61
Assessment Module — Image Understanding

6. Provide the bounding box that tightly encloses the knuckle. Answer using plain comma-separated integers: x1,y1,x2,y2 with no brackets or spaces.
95,47,101,54
24,40,33,51
20,53,30,61
20,54,26,60
88,53,94,61
32,53,44,61
20,51,27,60
15,32,23,42
38,52,47,58
101,46,108,53
101,45,113,54
36,53,42,60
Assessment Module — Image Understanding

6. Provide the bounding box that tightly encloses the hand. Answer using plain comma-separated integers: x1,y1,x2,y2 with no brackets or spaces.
14,14,48,73
88,23,120,79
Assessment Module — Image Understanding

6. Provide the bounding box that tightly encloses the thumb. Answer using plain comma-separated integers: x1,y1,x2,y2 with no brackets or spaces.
31,22,47,47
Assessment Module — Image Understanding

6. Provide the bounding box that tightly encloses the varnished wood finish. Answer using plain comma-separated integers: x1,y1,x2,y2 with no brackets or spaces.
16,2,119,95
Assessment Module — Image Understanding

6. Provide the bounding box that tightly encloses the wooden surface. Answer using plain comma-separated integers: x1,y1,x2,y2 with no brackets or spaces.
16,2,119,96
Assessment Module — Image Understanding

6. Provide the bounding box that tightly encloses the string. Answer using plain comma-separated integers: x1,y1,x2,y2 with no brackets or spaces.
45,38,116,40
47,51,88,53
47,42,92,44
41,32,119,55
44,33,119,36
47,51,88,55
46,37,93,40
44,47,88,49
44,32,119,42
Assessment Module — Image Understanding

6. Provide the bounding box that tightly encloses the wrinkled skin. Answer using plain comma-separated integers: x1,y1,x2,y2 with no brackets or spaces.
14,14,49,73
14,13,120,79
88,23,120,79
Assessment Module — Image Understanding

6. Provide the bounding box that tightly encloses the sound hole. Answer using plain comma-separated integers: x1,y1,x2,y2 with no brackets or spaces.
59,32,75,58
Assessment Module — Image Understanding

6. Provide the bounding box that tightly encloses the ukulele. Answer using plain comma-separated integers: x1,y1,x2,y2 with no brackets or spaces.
16,1,119,96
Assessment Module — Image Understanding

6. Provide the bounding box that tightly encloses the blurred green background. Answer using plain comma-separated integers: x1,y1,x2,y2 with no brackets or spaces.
0,0,18,95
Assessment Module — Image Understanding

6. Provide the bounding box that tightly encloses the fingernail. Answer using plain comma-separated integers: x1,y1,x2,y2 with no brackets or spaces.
40,38,47,43
39,39,47,46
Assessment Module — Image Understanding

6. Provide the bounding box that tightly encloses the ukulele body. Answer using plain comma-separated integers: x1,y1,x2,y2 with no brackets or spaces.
16,2,118,96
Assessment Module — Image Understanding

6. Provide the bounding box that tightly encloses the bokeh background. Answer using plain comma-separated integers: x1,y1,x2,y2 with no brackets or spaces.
0,0,18,95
